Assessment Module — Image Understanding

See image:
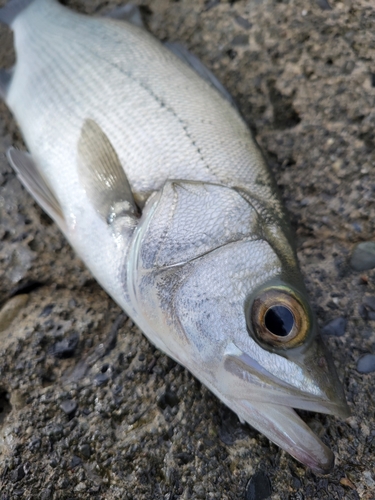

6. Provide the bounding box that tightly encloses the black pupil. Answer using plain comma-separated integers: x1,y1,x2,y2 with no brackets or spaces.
264,306,294,337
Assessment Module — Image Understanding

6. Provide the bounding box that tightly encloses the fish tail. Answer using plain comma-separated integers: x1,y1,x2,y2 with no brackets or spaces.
0,0,34,26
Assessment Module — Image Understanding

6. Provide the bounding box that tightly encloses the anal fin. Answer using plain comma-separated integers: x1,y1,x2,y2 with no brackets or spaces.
77,119,139,226
7,148,66,228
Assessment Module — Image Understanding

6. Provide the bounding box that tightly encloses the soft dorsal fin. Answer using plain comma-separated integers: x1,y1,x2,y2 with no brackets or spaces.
0,0,33,26
164,41,238,110
77,118,138,223
7,148,66,228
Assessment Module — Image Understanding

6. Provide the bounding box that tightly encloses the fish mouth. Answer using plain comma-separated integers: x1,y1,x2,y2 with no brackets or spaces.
213,341,349,472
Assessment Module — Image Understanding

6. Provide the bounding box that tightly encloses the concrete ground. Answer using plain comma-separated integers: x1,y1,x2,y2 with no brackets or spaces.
0,0,374,498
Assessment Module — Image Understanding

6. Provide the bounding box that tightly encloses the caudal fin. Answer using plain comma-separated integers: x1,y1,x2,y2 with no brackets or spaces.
0,0,33,26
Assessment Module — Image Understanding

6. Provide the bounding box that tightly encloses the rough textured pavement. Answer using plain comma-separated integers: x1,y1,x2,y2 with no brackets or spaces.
0,0,374,498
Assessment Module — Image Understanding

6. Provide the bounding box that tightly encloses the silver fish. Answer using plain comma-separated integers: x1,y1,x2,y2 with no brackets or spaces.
0,0,349,472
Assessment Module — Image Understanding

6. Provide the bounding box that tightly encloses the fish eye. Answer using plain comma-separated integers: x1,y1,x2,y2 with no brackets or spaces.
264,305,294,337
249,287,310,348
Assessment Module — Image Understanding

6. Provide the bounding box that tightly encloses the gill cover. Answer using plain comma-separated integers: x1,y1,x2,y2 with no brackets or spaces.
127,180,348,472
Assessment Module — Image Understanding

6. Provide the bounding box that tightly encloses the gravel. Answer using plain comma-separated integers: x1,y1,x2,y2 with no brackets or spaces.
1,0,374,498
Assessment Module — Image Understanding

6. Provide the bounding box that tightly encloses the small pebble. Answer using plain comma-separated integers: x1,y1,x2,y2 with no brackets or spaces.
94,372,110,386
245,471,272,500
12,465,25,483
235,16,252,29
350,242,375,271
70,456,82,468
44,424,63,441
321,317,346,337
0,294,29,333
357,354,375,374
52,333,79,358
78,443,91,458
39,304,54,317
363,296,375,311
28,438,41,451
231,34,249,46
315,0,332,9
60,399,77,416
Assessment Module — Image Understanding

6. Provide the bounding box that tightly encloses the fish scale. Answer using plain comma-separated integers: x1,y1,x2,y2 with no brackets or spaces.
0,0,349,473
10,0,274,199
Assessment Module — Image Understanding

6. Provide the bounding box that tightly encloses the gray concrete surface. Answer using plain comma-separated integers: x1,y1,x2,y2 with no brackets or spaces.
0,0,374,498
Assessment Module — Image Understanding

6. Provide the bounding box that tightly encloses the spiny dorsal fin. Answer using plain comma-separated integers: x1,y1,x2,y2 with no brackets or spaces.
0,68,13,100
77,118,138,223
103,4,146,29
7,147,66,228
0,0,33,27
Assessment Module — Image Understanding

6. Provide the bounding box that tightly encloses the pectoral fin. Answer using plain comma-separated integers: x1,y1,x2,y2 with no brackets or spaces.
7,148,66,228
77,118,138,224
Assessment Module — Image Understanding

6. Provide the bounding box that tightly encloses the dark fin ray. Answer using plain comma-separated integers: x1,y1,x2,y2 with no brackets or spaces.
104,4,146,29
7,148,66,228
165,41,238,109
77,118,138,223
0,0,33,26
0,67,13,100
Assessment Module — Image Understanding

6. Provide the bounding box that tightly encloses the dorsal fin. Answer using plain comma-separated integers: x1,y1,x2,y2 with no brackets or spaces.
0,68,13,100
77,118,138,223
0,0,33,27
103,4,146,29
164,41,238,110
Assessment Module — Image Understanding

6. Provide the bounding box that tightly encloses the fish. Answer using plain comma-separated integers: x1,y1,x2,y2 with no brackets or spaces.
0,0,349,473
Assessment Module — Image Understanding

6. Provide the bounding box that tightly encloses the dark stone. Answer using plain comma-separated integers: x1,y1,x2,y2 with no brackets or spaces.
315,0,332,9
321,317,346,337
231,34,249,46
28,438,41,451
350,242,375,271
363,296,375,311
235,16,252,29
357,354,375,374
60,399,77,416
70,455,82,468
39,304,54,317
245,471,272,500
52,333,79,358
12,465,25,483
45,423,63,441
78,443,92,458
94,372,110,386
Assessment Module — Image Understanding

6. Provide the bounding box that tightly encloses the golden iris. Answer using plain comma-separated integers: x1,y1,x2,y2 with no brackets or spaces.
251,287,310,348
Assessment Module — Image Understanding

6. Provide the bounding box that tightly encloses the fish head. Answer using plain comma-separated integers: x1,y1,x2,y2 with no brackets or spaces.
128,180,349,472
